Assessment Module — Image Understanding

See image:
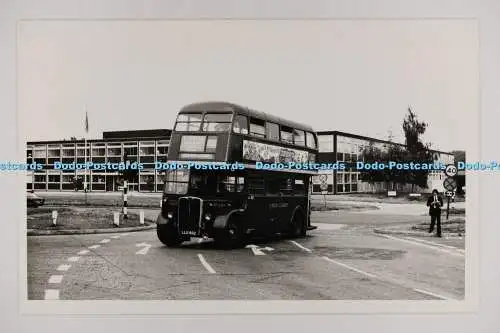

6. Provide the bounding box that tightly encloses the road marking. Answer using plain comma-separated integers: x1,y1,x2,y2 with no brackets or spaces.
405,236,466,253
121,233,130,236
110,235,121,239
56,264,71,272
314,223,345,230
67,256,79,262
413,288,449,300
77,250,89,255
44,289,60,300
197,254,216,274
99,239,110,244
135,243,152,255
48,275,63,284
322,256,377,279
245,244,266,255
289,240,312,253
88,245,101,249
378,234,464,257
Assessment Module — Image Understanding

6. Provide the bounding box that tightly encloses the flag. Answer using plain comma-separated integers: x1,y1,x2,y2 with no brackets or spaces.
84,110,89,133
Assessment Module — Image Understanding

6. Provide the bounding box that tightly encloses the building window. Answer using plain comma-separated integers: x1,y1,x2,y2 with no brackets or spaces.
139,146,155,155
266,122,280,141
337,172,344,184
62,149,75,157
318,135,333,152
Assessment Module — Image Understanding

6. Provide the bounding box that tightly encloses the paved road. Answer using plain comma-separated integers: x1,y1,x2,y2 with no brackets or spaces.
27,208,465,301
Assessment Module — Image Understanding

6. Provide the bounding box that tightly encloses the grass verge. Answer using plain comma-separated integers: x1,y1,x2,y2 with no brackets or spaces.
27,207,154,230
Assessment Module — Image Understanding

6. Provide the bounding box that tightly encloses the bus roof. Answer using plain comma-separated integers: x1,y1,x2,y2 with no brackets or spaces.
179,101,316,133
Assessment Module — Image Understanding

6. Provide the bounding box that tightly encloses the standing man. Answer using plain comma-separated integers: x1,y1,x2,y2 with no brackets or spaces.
426,189,443,237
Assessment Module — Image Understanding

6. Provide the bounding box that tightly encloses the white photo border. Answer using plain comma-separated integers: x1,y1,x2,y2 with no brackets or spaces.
2,2,497,328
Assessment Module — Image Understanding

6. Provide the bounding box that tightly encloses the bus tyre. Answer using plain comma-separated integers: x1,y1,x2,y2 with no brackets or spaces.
215,220,245,249
289,211,306,238
156,224,182,247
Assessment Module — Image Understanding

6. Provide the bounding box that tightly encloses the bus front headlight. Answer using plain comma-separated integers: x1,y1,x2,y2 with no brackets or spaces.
167,212,173,219
204,213,212,221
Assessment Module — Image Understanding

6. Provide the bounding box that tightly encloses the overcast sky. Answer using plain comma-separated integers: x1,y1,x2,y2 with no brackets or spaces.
17,20,478,151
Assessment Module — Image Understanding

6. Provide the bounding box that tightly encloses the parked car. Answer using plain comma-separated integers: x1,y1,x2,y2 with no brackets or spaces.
27,190,44,207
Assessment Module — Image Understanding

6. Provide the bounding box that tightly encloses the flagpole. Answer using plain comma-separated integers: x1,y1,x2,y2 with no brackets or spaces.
84,105,88,205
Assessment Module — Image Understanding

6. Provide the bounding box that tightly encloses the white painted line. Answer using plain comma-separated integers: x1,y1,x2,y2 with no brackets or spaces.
48,275,63,284
135,243,152,255
314,223,345,230
197,254,216,274
251,247,266,255
88,245,100,249
405,236,466,253
322,256,377,279
121,233,130,236
110,235,121,239
378,234,464,257
67,256,79,262
413,288,449,300
289,240,312,253
245,244,266,255
99,239,110,244
77,250,90,255
56,264,71,272
44,289,60,300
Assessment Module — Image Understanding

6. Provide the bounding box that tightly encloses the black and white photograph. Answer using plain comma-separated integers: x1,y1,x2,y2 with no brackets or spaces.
17,18,480,313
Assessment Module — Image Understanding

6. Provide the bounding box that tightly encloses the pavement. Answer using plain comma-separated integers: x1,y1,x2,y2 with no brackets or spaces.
27,205,465,301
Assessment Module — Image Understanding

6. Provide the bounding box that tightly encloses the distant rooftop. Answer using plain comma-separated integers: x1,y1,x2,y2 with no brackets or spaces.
102,129,172,140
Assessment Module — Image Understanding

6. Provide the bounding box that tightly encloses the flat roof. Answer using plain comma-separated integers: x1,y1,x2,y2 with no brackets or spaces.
317,130,453,156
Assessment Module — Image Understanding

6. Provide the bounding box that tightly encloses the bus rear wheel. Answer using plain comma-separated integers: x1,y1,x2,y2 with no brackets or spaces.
157,224,182,247
289,212,306,238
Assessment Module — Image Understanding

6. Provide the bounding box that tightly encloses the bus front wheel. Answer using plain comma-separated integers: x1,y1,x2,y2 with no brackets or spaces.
157,224,182,247
215,220,245,249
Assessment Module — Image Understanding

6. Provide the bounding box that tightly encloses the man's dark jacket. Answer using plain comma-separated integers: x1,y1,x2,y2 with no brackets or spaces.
426,194,443,216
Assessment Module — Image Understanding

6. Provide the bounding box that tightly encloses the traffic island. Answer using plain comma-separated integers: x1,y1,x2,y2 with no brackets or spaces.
373,217,465,238
27,207,156,236
311,201,379,212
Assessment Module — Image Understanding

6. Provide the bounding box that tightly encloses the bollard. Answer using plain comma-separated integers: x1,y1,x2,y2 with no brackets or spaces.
123,180,128,219
139,210,144,225
51,210,58,226
113,212,119,226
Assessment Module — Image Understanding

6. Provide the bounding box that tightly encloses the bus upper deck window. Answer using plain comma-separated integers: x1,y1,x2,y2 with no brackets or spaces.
306,132,317,149
280,127,294,144
175,113,202,132
233,115,249,134
202,113,232,132
249,118,265,138
293,129,305,146
266,122,280,141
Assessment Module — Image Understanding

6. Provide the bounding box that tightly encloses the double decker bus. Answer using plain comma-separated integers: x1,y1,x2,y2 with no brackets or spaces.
156,101,319,248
